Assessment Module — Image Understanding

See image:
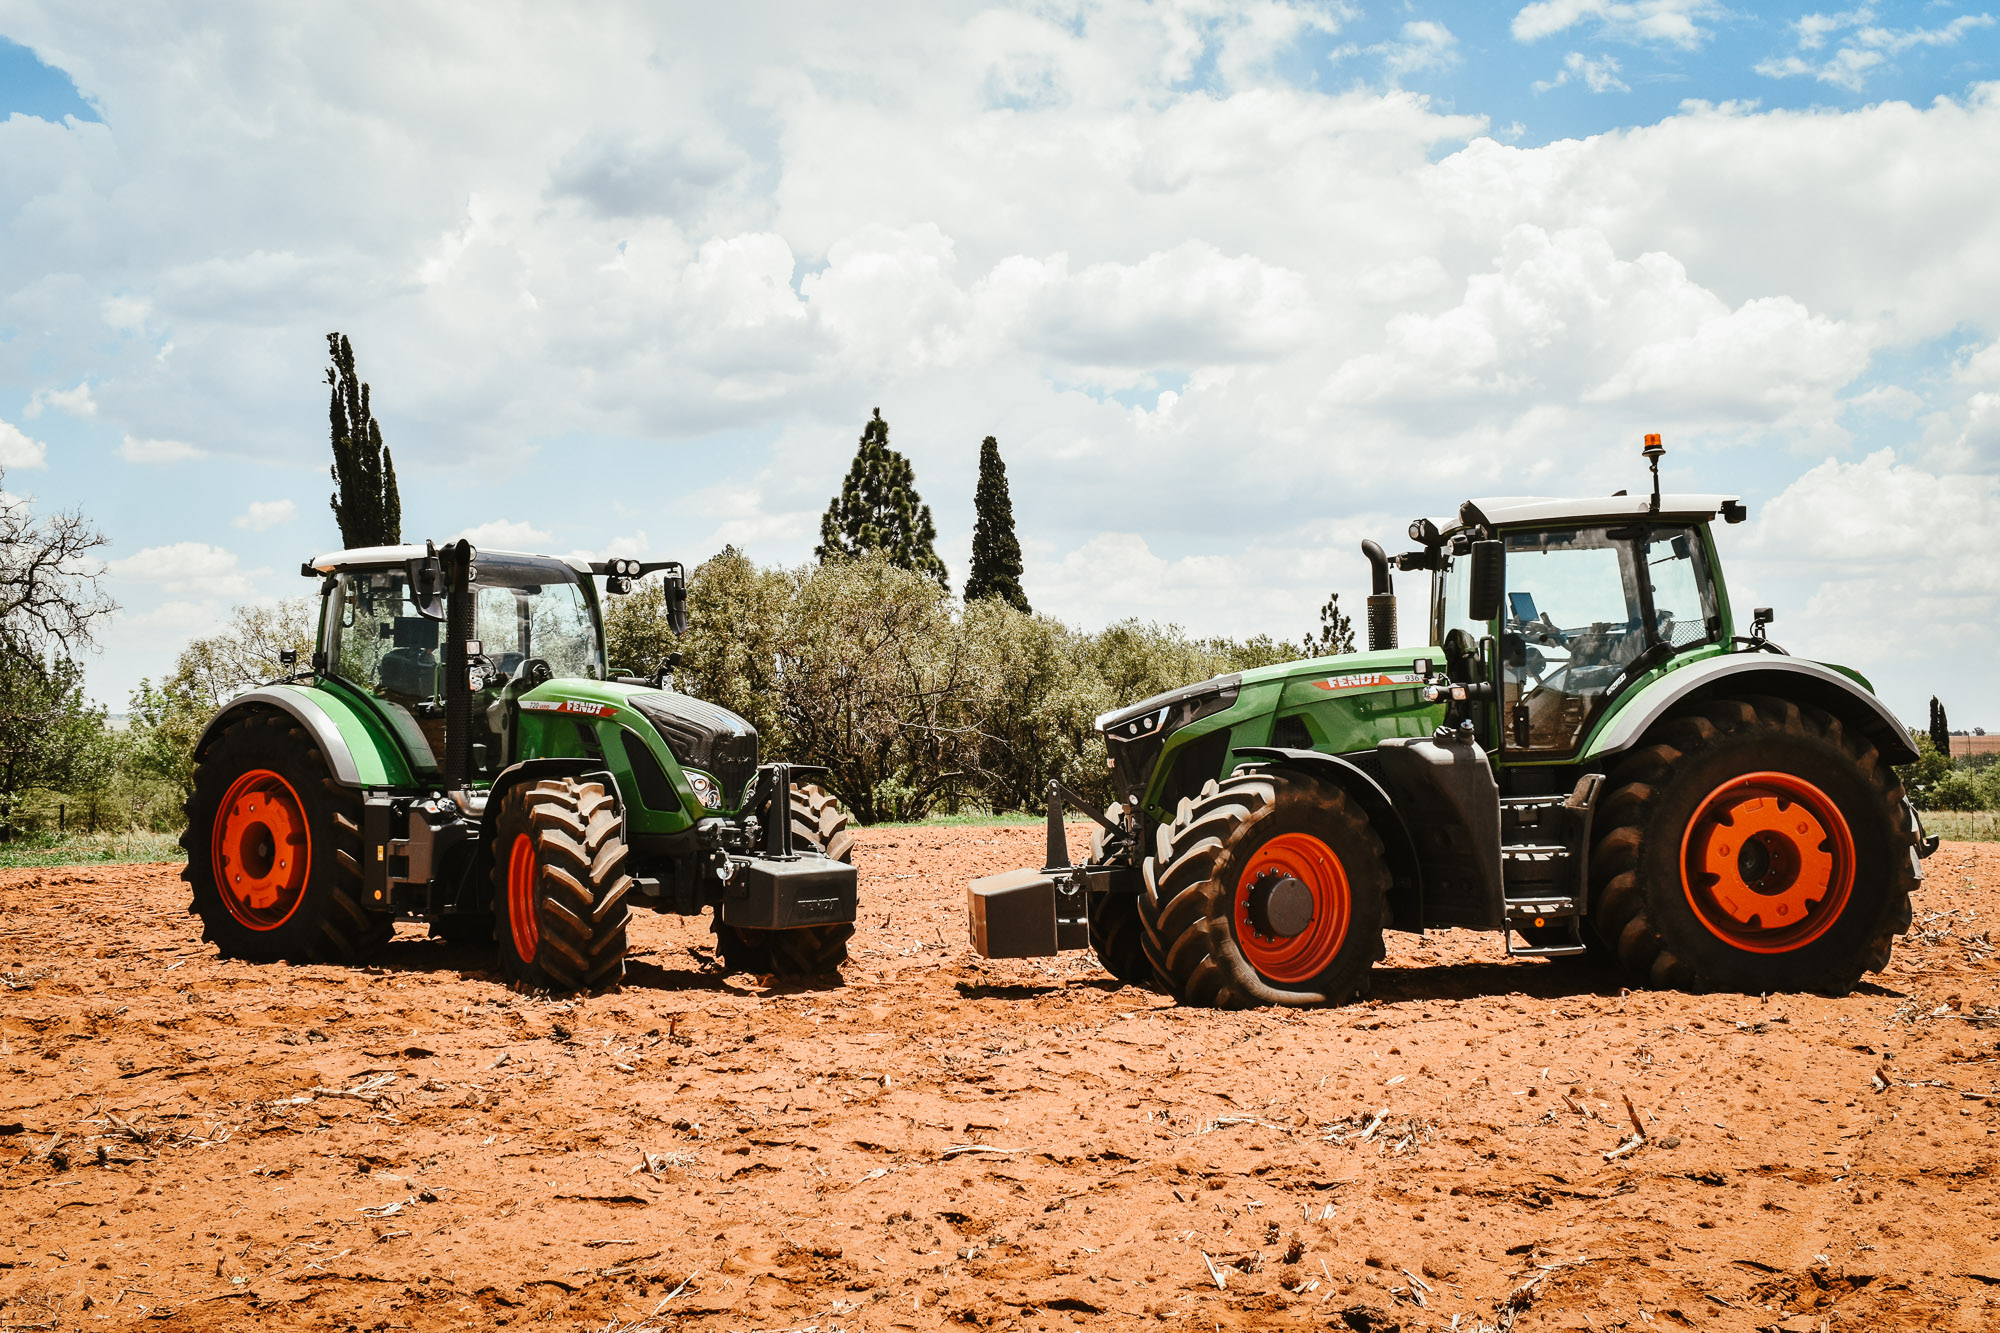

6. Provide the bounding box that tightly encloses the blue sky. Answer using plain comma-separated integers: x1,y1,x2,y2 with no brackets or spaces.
1,1,1997,724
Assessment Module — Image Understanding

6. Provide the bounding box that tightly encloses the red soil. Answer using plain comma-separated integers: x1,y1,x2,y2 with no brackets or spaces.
3,826,1998,1332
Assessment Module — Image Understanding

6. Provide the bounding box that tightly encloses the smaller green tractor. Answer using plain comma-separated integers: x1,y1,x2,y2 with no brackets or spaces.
184,538,857,991
971,436,1937,1006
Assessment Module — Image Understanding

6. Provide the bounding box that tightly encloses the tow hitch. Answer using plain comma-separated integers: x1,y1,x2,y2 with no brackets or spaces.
967,781,1133,959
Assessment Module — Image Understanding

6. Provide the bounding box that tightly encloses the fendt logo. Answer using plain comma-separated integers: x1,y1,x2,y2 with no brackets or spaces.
1310,671,1426,692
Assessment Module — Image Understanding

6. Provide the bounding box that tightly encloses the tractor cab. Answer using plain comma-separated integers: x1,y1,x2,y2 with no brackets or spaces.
312,545,609,781
1415,491,1745,763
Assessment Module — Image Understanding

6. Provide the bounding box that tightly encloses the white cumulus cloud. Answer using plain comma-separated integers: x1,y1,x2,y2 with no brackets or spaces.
117,435,206,463
1511,0,1725,48
106,542,261,601
234,499,296,531
0,420,49,469
23,383,96,419
457,519,557,552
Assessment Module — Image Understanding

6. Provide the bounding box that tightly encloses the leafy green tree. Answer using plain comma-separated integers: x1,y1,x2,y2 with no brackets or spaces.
816,408,948,592
327,332,401,548
1299,592,1356,658
0,471,115,836
775,553,977,822
124,600,317,799
965,436,1029,612
961,600,1105,811
0,640,108,838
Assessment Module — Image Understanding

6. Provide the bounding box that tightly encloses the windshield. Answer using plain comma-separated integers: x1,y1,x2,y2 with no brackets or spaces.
324,563,604,700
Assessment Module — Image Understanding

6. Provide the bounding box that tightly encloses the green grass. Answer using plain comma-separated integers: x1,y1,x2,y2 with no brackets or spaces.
0,829,186,869
1926,810,2000,843
869,810,1048,829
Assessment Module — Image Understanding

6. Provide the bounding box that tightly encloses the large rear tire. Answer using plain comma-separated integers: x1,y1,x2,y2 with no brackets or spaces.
713,784,855,977
1085,803,1156,988
491,778,632,992
1139,769,1389,1009
1590,696,1917,993
183,711,391,964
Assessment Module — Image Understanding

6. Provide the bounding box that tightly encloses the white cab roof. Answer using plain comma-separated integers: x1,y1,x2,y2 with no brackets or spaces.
1438,493,1741,534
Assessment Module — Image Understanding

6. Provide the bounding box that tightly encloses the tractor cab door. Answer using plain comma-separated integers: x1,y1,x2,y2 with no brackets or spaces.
321,568,446,776
1497,525,1719,758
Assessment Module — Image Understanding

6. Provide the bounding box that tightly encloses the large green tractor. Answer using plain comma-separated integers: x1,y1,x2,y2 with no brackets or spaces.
971,437,1937,1006
183,538,857,991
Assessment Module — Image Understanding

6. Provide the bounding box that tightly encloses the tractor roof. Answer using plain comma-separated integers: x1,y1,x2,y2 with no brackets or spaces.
305,545,592,578
1438,493,1741,534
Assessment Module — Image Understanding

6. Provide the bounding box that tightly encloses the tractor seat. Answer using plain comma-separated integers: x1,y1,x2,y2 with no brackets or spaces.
379,646,439,698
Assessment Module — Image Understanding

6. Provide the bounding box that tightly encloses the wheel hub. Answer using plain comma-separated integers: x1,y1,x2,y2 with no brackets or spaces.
1244,870,1314,939
1231,832,1352,985
1681,771,1855,954
211,769,310,930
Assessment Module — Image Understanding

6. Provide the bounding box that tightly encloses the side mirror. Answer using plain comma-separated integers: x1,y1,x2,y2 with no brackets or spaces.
663,574,689,637
406,545,445,621
1467,540,1504,622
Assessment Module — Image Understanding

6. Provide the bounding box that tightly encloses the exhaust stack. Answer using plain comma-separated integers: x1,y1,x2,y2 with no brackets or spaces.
1361,540,1397,651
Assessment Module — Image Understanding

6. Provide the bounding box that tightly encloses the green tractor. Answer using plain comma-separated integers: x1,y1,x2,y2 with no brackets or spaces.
971,436,1936,1006
183,538,857,991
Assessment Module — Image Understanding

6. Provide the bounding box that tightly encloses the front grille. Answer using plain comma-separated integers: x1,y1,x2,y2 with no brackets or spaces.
627,693,759,810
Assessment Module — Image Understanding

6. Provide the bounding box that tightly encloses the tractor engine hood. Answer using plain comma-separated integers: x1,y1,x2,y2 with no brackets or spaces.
1099,673,1240,806
626,692,760,806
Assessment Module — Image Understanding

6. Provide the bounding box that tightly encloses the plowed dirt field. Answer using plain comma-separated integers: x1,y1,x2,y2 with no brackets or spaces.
3,827,1998,1333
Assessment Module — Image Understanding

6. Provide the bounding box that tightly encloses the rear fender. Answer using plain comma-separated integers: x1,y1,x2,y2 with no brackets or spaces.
1233,747,1424,933
193,686,413,788
1586,655,1918,766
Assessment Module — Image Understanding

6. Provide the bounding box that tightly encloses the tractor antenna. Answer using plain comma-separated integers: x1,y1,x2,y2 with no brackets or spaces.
1642,433,1665,514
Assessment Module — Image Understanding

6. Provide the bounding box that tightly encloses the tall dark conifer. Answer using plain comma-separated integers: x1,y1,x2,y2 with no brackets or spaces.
965,435,1028,612
816,408,948,591
326,332,401,548
1930,696,1951,756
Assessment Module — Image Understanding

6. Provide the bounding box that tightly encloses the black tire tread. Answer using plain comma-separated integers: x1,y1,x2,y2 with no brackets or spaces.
1137,770,1389,1009
1588,695,1918,993
492,777,631,992
181,711,391,965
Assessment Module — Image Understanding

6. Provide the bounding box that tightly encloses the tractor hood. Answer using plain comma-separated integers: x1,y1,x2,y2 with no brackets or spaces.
626,692,760,803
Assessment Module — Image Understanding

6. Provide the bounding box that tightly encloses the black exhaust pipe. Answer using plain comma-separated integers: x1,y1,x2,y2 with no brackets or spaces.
1361,540,1397,652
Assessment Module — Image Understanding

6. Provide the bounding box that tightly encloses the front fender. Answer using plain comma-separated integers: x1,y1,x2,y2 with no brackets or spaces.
480,759,628,847
1585,654,1918,766
1233,746,1425,933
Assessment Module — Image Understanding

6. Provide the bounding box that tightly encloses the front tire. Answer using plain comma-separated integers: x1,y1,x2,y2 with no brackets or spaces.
183,711,391,964
1591,696,1917,993
713,784,855,977
1139,770,1389,1009
491,778,632,992
1085,803,1156,988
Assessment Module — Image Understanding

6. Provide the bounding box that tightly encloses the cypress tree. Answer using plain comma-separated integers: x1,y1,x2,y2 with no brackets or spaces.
1299,592,1356,658
326,332,402,549
1930,696,1951,756
965,435,1029,612
816,408,948,591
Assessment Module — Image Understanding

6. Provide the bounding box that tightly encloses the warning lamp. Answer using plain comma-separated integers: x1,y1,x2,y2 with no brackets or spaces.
1643,432,1664,512
1642,432,1664,459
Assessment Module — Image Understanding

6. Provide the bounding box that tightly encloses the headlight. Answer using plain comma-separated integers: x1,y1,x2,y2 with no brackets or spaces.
687,770,723,810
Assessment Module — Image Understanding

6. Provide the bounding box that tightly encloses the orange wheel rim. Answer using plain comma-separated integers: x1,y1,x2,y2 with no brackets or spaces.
211,769,311,931
1233,832,1351,984
507,833,539,963
1681,771,1855,954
